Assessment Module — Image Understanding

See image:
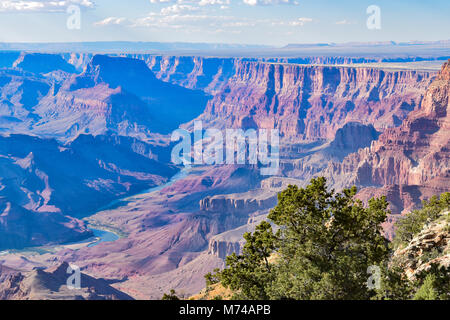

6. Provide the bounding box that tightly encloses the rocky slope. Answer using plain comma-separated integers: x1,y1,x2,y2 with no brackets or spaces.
0,68,52,135
142,55,238,95
0,200,92,250
0,262,133,300
392,211,449,281
323,60,450,214
32,55,209,140
0,133,177,249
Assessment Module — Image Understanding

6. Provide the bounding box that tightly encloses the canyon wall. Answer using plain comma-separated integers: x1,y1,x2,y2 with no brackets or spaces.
123,55,437,141
199,192,277,214
323,60,450,214
197,62,434,140
5,52,433,142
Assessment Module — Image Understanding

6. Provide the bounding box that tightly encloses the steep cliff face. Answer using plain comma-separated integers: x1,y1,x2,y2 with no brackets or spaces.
199,190,276,214
138,55,444,97
208,240,242,260
142,55,238,94
196,62,434,140
207,214,267,260
136,56,436,140
324,60,450,213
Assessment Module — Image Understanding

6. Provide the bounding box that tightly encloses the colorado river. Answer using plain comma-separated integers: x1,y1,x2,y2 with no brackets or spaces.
87,228,120,247
86,168,190,247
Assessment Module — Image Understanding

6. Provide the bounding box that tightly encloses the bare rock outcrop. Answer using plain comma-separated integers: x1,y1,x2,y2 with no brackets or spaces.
393,211,449,281
207,214,267,259
200,190,277,214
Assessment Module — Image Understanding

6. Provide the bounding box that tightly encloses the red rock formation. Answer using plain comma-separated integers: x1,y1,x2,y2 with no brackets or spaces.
193,61,434,140
324,60,450,214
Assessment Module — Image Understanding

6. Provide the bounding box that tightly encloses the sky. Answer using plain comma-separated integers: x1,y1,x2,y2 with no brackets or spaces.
0,0,449,46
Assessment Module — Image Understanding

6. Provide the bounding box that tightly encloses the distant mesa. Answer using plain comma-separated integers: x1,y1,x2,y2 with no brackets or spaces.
13,53,77,74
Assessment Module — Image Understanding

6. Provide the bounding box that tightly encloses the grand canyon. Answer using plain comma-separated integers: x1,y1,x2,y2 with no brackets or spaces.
0,42,449,299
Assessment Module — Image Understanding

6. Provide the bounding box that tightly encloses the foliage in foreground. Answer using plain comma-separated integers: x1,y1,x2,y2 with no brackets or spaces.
206,178,449,300
391,193,450,249
162,289,181,300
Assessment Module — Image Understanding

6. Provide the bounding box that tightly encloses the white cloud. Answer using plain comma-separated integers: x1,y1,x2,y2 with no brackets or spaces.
132,11,313,33
222,21,256,27
272,17,313,26
335,19,354,25
289,17,313,26
198,0,230,6
0,0,94,12
160,4,200,15
119,2,312,33
133,13,230,28
243,0,299,6
94,17,127,27
149,0,292,6
132,2,238,28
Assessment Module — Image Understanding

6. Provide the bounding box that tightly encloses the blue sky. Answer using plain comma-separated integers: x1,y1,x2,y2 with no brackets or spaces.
0,0,449,46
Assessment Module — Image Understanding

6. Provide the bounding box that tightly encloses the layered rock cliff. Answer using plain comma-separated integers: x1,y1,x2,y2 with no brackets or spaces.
2,53,437,142
142,55,238,94
199,190,276,214
323,60,450,213
196,62,434,140
207,214,267,259
126,55,436,141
